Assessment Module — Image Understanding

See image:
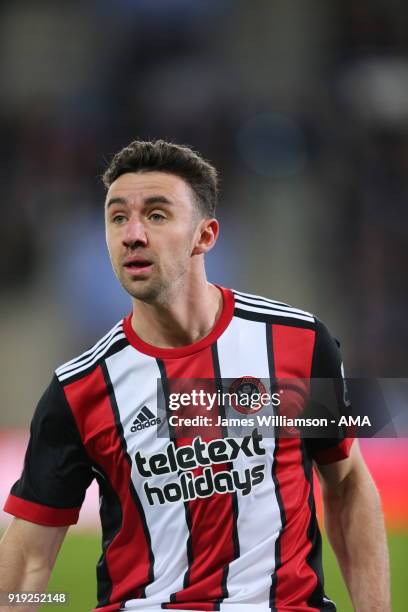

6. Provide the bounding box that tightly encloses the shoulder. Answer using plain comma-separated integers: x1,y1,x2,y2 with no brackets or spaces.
231,287,317,328
230,288,342,360
55,319,128,385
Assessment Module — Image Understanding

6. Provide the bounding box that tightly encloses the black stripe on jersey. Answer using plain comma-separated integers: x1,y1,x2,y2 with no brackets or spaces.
300,441,336,611
211,342,240,607
180,502,194,593
234,295,312,318
156,359,177,441
266,323,286,612
212,341,240,567
211,343,228,439
156,358,194,606
92,464,122,608
233,290,291,308
59,338,129,386
100,362,155,601
234,307,316,330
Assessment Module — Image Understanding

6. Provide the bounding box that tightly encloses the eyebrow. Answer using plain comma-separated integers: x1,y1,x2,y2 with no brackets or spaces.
106,195,173,208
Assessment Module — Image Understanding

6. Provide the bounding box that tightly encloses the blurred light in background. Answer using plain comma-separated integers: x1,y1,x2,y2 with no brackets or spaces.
340,57,408,124
236,113,308,178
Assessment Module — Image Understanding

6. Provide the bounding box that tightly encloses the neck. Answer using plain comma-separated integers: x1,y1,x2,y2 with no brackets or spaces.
130,278,223,349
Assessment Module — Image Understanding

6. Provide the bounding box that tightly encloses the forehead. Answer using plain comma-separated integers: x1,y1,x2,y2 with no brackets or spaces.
105,171,194,206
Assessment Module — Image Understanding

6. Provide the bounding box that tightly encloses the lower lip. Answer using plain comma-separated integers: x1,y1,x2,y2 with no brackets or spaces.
124,264,153,277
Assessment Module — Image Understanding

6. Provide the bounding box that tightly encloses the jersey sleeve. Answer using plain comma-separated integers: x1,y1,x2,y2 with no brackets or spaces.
3,375,94,526
305,318,354,465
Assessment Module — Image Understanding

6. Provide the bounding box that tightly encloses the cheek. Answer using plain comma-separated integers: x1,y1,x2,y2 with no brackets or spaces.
105,232,112,253
105,233,118,261
171,236,193,260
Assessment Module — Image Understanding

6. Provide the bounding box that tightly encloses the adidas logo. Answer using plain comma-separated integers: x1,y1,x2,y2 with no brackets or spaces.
131,406,161,432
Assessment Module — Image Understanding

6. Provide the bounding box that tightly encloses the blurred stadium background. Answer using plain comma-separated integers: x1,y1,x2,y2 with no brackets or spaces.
0,1,407,610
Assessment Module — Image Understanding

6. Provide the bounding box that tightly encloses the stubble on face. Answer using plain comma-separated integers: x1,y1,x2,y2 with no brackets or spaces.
117,238,193,305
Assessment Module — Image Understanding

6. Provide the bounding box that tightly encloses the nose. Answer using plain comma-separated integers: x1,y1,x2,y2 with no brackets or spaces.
122,217,148,249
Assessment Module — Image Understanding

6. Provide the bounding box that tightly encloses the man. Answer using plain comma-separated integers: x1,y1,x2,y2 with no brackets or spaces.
0,140,390,611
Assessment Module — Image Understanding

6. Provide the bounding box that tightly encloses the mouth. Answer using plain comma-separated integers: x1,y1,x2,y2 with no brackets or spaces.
123,258,153,277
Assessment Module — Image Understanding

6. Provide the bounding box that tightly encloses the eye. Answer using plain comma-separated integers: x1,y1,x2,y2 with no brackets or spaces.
149,212,166,222
112,214,127,225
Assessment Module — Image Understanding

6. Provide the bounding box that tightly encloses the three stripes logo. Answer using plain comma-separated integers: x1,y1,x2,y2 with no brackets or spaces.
131,406,161,432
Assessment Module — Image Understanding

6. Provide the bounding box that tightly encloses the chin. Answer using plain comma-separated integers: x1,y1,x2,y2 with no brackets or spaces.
123,279,163,303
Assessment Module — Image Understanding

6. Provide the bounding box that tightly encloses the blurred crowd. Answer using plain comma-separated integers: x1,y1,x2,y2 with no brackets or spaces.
1,0,407,424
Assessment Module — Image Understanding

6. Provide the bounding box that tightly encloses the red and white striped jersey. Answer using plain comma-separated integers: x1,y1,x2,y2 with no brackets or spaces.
4,286,353,612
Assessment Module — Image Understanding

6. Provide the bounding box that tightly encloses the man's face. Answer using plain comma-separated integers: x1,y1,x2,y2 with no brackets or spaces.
105,171,202,302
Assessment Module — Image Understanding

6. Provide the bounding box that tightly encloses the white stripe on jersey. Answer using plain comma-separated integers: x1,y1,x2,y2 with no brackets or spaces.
57,330,125,379
216,316,281,603
233,290,314,318
234,300,314,323
104,346,190,604
56,321,123,375
57,332,127,382
233,288,288,304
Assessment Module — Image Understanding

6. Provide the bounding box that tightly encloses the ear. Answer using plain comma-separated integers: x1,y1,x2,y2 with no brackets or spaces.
191,218,219,256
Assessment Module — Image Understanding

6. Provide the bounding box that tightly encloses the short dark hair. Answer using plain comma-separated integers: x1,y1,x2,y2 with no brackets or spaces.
102,139,218,217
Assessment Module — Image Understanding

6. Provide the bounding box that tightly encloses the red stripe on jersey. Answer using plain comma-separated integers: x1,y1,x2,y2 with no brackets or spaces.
271,324,319,611
63,366,151,605
3,494,80,526
161,348,236,610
